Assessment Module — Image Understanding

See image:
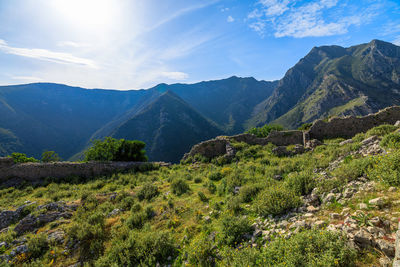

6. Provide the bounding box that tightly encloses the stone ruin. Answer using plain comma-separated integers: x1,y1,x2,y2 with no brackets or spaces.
183,106,400,160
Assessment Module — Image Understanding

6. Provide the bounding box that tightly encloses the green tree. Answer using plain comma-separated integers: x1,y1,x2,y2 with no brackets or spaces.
246,124,283,138
8,152,39,163
41,150,61,162
84,137,147,162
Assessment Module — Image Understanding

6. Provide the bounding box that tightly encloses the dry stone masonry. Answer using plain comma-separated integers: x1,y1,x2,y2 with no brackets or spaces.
184,106,400,161
0,158,166,186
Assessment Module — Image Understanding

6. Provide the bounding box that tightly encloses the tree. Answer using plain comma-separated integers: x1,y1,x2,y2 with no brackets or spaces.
246,124,284,138
84,137,148,162
8,152,39,163
41,151,61,162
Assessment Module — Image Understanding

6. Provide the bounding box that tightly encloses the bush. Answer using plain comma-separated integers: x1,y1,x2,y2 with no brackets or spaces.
27,233,49,259
332,157,372,182
41,151,61,162
208,171,223,181
366,124,397,137
8,152,39,163
220,215,252,246
285,171,315,195
85,137,147,162
247,124,284,138
96,231,176,266
297,122,313,131
126,211,147,229
262,230,356,266
255,185,301,216
185,233,218,266
198,192,208,202
171,179,190,196
381,133,400,149
368,151,400,186
239,184,262,203
137,183,159,201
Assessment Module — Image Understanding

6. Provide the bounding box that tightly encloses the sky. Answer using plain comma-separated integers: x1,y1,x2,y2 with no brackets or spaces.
0,0,399,90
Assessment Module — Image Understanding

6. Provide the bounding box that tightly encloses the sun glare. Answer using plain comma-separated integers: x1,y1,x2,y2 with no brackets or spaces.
51,0,119,30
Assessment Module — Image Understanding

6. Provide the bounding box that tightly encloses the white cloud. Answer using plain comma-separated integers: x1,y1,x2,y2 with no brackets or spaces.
57,41,91,48
248,0,374,38
11,76,42,82
0,39,98,68
227,16,235,22
160,71,189,80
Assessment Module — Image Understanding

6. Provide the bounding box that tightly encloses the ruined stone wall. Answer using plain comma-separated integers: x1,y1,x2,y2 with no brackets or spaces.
307,106,400,141
265,130,304,146
0,159,159,183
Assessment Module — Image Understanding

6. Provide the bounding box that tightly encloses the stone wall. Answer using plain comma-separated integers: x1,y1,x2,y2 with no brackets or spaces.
0,158,162,184
307,106,400,141
183,131,304,160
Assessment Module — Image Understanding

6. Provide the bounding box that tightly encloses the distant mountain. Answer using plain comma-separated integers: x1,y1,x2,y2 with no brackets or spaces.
249,40,400,128
1,39,399,162
112,91,222,162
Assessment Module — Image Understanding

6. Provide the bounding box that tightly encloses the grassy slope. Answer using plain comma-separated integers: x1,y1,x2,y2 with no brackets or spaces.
1,125,400,266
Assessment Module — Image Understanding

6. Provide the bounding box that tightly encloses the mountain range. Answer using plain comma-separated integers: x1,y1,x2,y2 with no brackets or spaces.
0,39,399,162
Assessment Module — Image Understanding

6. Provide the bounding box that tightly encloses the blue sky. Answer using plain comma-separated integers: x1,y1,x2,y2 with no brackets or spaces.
0,0,399,90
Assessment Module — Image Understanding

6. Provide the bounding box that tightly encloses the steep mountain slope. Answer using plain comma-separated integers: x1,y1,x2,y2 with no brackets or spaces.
111,91,222,162
0,128,23,156
249,40,400,129
0,83,148,158
166,76,277,133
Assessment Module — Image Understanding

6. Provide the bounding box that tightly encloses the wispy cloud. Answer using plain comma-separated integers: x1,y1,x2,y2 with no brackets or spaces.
57,41,91,48
160,71,188,80
227,15,235,23
248,0,378,38
394,36,400,46
11,76,42,82
0,39,98,68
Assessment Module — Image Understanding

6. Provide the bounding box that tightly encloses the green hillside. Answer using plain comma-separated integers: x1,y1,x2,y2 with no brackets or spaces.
1,123,400,266
112,91,223,162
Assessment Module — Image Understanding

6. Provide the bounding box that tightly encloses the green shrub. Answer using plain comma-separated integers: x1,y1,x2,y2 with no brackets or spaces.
137,183,159,201
27,233,49,259
126,211,147,229
171,179,190,196
205,181,216,194
198,192,208,202
255,185,301,216
226,196,241,215
297,122,313,131
285,171,315,195
381,132,400,149
220,215,252,246
84,137,147,162
261,230,356,266
247,124,284,138
239,184,262,203
41,151,61,162
368,151,400,186
194,177,203,183
8,152,39,163
208,171,222,181
96,231,176,266
332,157,372,182
185,233,218,266
366,124,397,137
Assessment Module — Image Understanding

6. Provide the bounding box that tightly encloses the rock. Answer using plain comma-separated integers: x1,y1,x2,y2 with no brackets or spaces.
47,230,65,244
305,139,323,149
272,146,290,157
306,206,319,213
359,203,368,210
107,209,121,217
389,187,397,192
369,197,385,207
14,211,72,235
10,245,28,257
379,257,391,267
330,213,341,220
361,136,379,146
303,213,314,219
395,121,400,127
339,139,354,146
273,175,283,181
204,216,211,223
376,239,395,257
0,241,8,248
354,229,373,248
0,210,19,231
323,193,335,203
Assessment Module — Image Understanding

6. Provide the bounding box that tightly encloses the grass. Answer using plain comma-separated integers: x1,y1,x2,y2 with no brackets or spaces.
1,124,400,266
